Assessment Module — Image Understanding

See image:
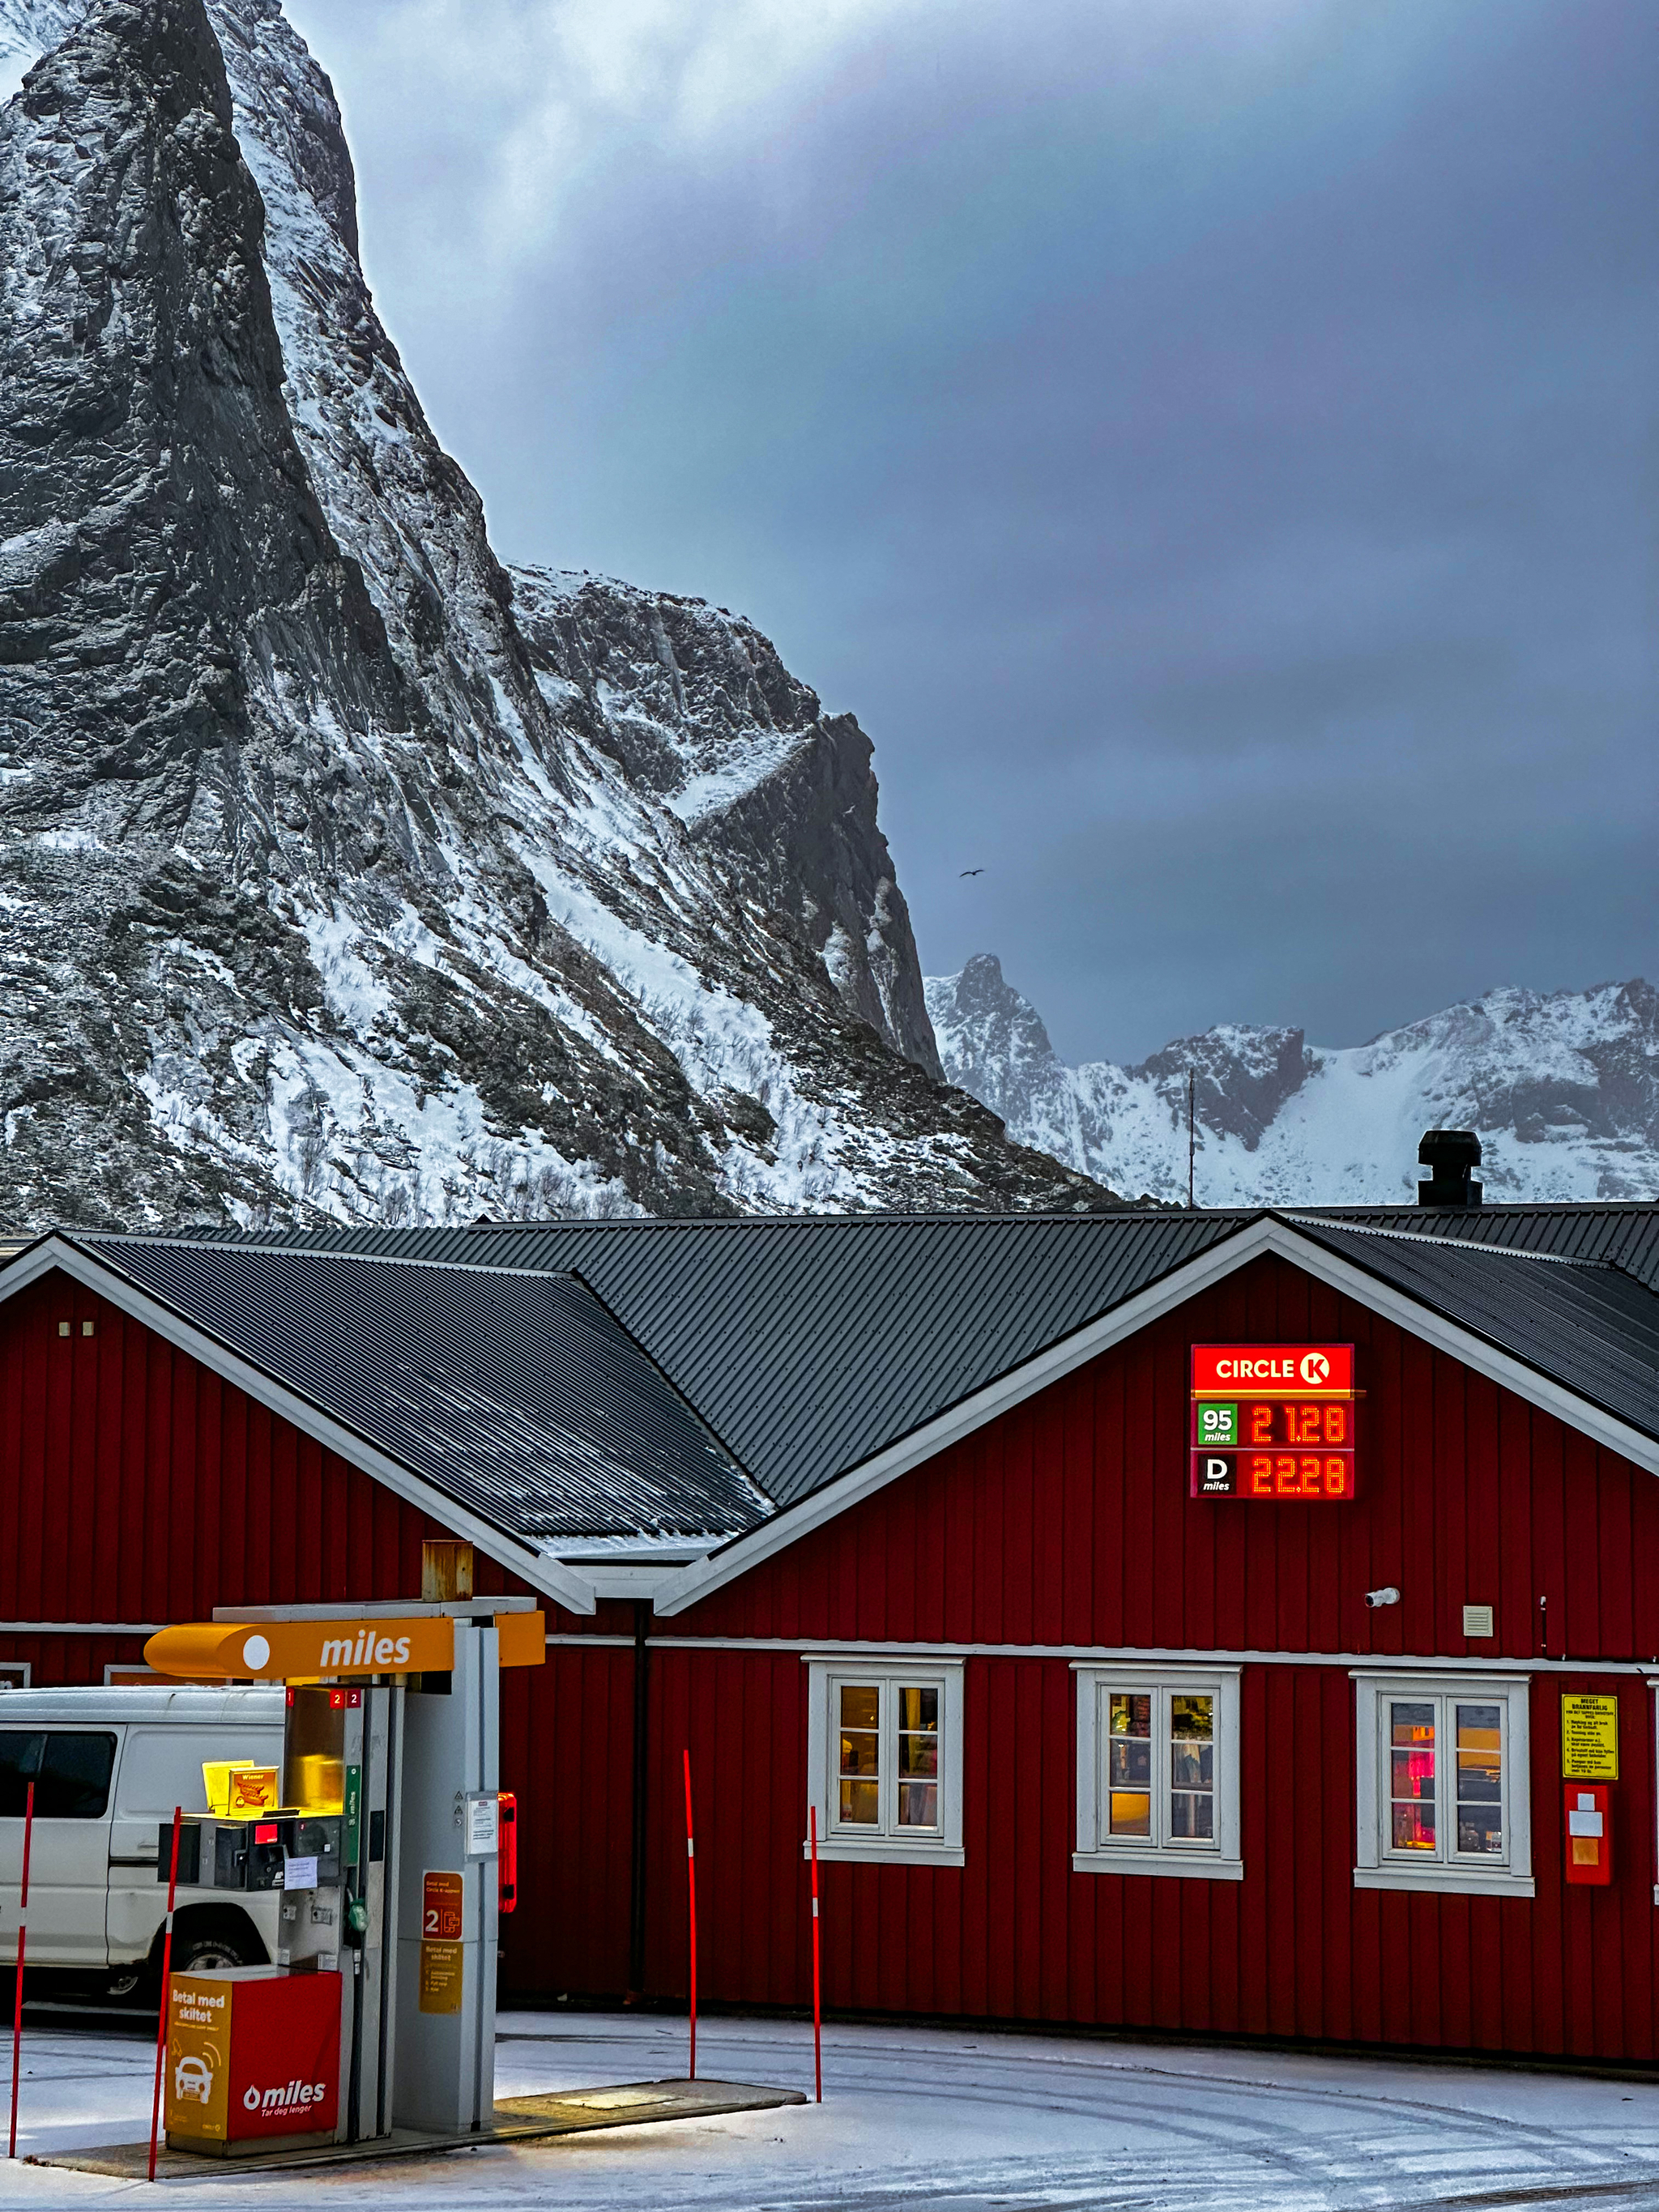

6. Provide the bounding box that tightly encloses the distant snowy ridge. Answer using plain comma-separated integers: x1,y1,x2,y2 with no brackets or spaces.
926,957,1659,1204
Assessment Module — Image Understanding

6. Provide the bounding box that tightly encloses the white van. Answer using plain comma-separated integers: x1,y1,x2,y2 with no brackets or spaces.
0,1686,284,1997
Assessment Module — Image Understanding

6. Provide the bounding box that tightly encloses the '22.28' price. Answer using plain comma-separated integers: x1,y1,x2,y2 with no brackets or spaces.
1247,1453,1353,1498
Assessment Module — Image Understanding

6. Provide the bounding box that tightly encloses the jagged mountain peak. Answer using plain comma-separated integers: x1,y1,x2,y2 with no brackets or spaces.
0,0,1113,1227
928,959,1659,1204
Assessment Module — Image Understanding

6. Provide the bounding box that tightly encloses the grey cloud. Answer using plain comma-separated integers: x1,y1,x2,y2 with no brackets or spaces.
285,0,1656,1065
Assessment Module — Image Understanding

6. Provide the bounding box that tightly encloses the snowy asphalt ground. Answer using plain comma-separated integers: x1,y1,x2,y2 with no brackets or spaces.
1,2008,1657,2209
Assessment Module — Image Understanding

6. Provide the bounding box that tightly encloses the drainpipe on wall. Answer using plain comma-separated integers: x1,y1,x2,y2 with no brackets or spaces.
626,1598,650,2000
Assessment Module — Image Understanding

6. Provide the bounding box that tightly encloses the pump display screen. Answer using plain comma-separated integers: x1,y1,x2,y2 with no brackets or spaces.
1190,1343,1356,1499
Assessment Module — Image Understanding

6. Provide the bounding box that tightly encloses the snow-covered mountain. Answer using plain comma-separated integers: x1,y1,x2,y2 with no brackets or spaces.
0,0,1109,1229
927,956,1659,1205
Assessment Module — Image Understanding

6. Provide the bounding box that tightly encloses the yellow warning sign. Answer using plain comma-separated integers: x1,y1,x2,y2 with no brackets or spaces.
419,1941,464,2014
1561,1693,1618,1780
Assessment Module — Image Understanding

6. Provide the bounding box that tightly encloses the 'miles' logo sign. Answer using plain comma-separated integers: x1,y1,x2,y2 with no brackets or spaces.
1190,1344,1356,1501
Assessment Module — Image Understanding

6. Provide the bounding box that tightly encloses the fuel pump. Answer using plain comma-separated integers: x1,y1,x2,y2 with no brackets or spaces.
143,1596,542,2156
276,1681,400,2137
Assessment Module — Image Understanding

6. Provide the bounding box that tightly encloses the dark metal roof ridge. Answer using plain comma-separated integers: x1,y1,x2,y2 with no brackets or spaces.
1277,1213,1614,1267
77,1230,591,1285
1294,1200,1659,1216
563,1265,771,1504
448,1207,1219,1232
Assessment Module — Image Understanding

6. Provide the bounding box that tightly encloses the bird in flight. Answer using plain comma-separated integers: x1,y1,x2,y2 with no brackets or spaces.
959,867,985,877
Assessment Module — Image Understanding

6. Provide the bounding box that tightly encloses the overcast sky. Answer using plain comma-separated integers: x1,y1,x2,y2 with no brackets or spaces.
284,0,1655,1067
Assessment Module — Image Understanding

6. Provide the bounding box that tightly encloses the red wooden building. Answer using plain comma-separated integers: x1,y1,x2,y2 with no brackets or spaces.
2,1203,1658,2063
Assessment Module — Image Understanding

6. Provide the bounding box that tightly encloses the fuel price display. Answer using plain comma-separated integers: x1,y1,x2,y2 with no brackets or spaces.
1189,1344,1357,1501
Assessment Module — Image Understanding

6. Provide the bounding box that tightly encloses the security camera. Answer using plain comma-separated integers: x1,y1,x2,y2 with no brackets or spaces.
1364,1587,1401,1609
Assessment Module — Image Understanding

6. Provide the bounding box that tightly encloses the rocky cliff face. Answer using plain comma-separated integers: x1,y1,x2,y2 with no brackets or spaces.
0,0,1111,1228
508,569,942,1080
928,957,1659,1204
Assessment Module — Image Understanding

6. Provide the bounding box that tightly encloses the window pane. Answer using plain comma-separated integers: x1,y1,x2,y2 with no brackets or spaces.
896,1687,937,1733
1109,1791,1152,1837
1390,1750,1435,1801
1392,1801,1436,1850
1171,1792,1213,1840
38,1734,117,1820
1389,1700,1436,1852
839,1730,879,1778
898,1781,938,1828
838,1779,878,1824
0,1734,44,1818
897,1733,937,1778
839,1686,879,1730
1455,1704,1503,1855
1108,1737,1151,1790
1110,1694,1152,1738
1171,1695,1213,1741
1171,1740,1213,1790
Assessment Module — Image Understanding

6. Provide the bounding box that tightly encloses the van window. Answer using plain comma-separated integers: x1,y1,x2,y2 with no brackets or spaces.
0,1733,117,1820
41,1735,118,1818
0,1734,42,1816
117,1731,277,1822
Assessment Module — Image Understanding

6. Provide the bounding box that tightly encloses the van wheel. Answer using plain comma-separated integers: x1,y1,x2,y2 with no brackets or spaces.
169,1916,262,1976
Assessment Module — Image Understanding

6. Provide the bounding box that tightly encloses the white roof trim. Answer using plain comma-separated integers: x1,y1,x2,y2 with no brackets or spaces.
654,1216,1659,1616
0,1238,597,1616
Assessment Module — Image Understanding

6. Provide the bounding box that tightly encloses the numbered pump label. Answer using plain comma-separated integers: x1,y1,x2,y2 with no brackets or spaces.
419,1869,466,2016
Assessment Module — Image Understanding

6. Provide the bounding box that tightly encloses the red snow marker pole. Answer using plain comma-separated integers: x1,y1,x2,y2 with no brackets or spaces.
8,1780,33,2159
147,1807,182,2183
808,1805,822,2103
682,1750,697,2082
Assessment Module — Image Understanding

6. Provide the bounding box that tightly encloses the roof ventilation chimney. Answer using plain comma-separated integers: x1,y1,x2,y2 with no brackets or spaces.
1417,1128,1482,1208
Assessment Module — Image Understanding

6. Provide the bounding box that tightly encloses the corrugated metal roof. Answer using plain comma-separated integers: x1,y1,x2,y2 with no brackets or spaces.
1294,1222,1659,1444
557,1212,1244,1507
79,1238,768,1545
120,1204,1659,1506
87,1214,1242,1510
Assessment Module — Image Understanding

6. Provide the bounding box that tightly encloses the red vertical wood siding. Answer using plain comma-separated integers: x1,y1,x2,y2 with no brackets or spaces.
0,1270,617,2001
634,1252,1659,2059
5,1253,1659,2059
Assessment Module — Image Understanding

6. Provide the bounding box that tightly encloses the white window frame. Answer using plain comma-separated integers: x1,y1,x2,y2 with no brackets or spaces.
1353,1672,1533,1898
804,1656,964,1866
0,1665,29,1690
1072,1663,1242,1881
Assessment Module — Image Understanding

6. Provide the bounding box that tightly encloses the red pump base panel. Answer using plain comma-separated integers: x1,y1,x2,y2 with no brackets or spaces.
164,1967,340,2155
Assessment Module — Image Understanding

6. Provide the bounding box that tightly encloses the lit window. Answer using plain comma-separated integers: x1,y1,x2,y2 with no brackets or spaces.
804,1660,963,1865
1073,1666,1242,1880
1353,1673,1533,1897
